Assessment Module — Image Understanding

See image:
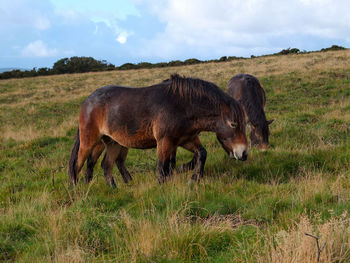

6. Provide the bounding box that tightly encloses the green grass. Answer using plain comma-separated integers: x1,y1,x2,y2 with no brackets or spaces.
0,50,350,262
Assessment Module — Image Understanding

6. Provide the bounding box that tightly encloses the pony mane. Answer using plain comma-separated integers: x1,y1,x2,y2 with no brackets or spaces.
166,74,228,106
166,74,245,126
239,76,267,128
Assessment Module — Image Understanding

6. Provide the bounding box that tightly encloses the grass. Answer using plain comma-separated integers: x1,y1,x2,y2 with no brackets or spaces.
0,50,350,262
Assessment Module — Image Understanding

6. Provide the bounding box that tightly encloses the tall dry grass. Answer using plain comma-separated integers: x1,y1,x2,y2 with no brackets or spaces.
262,212,350,263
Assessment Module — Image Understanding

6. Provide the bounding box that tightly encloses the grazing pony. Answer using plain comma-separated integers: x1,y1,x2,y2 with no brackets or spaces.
69,74,248,188
227,74,273,150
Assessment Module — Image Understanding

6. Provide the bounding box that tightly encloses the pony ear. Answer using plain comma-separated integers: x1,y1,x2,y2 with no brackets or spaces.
267,119,274,125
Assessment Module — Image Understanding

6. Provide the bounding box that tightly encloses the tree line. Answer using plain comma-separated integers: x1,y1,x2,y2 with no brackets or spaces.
0,45,346,80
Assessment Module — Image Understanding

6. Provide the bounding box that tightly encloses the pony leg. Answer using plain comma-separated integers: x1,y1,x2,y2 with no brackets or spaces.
181,137,207,181
69,127,100,186
85,141,105,183
156,137,177,184
177,152,198,173
177,135,201,173
101,139,121,188
115,147,133,184
170,150,177,172
69,129,81,185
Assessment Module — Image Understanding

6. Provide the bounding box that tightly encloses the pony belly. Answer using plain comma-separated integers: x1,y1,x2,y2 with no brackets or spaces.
110,131,157,149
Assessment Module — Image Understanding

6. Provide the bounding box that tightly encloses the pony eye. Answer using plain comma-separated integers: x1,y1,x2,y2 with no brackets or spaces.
229,122,238,128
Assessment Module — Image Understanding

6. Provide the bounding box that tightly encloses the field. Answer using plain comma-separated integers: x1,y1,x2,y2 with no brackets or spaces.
1,50,350,262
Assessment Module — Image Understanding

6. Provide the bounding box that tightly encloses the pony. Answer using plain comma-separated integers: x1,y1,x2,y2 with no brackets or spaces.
69,74,248,188
227,74,273,150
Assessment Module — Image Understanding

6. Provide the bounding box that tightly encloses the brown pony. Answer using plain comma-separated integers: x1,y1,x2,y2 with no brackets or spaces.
227,74,273,150
69,74,248,188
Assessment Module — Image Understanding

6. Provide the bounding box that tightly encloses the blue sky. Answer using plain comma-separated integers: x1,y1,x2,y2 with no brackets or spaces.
1,0,349,69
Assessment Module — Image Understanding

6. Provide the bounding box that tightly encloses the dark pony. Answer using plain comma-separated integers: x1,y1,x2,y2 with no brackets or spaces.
227,74,273,149
69,74,248,188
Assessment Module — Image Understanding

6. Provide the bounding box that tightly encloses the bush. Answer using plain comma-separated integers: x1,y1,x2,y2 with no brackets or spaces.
37,67,51,76
227,56,243,61
52,57,114,74
321,45,346,52
168,60,183,67
184,58,201,65
137,62,154,69
153,62,168,68
118,63,139,70
277,48,300,55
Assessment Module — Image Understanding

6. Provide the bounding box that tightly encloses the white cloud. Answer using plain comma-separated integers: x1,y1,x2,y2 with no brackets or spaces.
51,0,140,41
116,31,133,44
0,0,52,31
132,0,350,58
21,40,58,57
117,34,127,44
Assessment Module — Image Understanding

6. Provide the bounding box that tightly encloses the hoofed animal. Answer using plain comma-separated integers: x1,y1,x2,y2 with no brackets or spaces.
69,74,248,188
227,74,273,149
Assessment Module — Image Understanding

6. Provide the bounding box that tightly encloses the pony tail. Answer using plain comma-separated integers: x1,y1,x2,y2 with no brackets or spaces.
68,128,80,185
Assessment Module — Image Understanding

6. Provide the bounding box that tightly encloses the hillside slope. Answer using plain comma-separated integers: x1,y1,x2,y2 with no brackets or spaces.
0,50,349,262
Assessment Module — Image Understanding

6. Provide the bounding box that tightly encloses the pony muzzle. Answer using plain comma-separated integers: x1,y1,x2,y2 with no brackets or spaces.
230,144,248,161
258,143,269,151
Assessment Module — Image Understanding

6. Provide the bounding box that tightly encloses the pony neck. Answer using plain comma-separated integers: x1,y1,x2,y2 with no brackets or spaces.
193,114,221,132
188,103,225,132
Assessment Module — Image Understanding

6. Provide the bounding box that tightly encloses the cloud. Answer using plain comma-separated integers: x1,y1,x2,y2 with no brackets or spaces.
51,0,140,40
116,31,133,44
0,0,130,67
1,0,350,68
131,0,350,59
117,34,127,44
51,0,140,21
21,40,58,57
0,0,53,31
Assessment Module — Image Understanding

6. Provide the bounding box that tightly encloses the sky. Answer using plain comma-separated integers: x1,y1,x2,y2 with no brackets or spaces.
1,0,350,69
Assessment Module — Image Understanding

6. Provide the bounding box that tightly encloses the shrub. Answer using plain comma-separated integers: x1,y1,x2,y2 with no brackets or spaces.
277,48,300,55
52,57,114,74
168,60,183,67
184,58,201,65
321,45,346,52
118,63,139,70
137,62,154,69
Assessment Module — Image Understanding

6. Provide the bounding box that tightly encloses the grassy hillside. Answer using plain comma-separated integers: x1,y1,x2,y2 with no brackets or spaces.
1,50,349,262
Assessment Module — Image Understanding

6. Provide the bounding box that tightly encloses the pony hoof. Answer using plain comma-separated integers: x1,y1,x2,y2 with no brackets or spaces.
177,165,186,173
128,176,132,183
122,177,133,184
158,177,166,184
107,179,117,189
69,179,78,188
85,177,93,184
125,179,132,184
191,174,201,182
